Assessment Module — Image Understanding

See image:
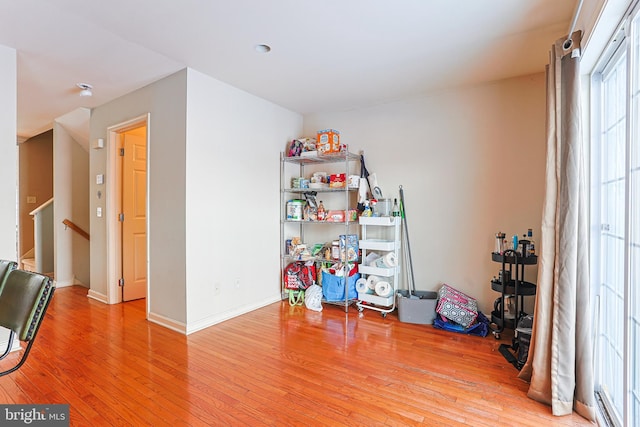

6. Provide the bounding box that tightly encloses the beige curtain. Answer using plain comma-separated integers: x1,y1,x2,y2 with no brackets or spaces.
517,31,595,422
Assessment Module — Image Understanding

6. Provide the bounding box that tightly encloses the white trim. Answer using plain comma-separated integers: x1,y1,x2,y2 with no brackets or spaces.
28,197,54,216
147,312,186,334
581,0,638,75
105,114,150,314
87,289,108,304
184,297,281,335
589,3,640,424
105,126,120,305
53,275,86,288
53,279,73,288
0,327,22,353
148,302,291,336
0,339,21,354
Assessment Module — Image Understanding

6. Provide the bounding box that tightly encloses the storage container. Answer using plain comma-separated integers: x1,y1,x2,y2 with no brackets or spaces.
397,290,438,325
317,129,340,154
375,199,392,216
286,200,304,221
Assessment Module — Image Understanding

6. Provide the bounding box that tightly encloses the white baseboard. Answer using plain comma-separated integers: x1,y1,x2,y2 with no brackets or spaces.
85,293,281,337
87,289,108,304
0,329,21,353
147,312,187,334
54,276,87,288
184,296,281,335
54,280,73,288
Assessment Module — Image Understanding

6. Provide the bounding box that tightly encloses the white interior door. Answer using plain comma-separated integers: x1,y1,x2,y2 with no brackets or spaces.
121,127,147,301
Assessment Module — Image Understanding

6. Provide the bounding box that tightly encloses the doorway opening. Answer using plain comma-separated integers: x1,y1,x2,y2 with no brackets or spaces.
106,114,149,309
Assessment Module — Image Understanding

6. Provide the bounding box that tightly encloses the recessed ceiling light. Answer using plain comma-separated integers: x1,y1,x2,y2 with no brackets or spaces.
255,44,271,53
76,83,93,97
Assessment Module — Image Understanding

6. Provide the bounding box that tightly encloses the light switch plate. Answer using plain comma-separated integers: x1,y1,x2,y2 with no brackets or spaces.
96,174,104,185
96,207,102,217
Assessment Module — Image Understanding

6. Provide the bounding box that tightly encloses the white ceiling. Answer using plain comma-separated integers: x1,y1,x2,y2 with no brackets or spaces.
0,0,577,139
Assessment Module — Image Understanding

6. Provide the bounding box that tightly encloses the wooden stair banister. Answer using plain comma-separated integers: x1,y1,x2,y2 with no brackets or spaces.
62,219,89,240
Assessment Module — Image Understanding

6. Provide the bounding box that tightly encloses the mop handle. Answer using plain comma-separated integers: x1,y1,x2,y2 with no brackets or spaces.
399,186,416,293
402,221,414,294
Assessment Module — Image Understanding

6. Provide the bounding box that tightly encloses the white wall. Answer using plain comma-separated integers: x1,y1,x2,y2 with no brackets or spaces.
0,44,16,346
4,42,545,327
53,121,90,286
304,73,547,314
90,70,188,325
0,45,16,261
89,68,301,333
184,68,302,333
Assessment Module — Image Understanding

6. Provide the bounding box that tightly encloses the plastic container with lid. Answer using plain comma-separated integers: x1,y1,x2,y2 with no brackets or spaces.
331,241,340,260
286,200,304,221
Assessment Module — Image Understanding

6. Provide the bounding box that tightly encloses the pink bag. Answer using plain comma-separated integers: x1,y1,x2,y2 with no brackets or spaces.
436,284,478,328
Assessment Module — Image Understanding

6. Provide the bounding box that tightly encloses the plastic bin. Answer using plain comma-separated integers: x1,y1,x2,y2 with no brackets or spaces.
396,290,438,325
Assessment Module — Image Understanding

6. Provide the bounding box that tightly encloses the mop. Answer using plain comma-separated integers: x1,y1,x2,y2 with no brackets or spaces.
399,185,419,299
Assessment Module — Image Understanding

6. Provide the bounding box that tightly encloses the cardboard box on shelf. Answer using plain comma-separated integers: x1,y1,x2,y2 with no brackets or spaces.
329,173,346,187
317,129,340,154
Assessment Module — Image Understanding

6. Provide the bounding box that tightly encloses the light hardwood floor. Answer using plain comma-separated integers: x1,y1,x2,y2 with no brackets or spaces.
0,286,592,426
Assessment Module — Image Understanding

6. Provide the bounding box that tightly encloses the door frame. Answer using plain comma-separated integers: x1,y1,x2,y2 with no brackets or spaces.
105,114,150,313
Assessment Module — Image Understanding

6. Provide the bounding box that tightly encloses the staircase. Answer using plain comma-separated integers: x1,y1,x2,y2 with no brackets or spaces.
21,257,36,272
24,198,54,277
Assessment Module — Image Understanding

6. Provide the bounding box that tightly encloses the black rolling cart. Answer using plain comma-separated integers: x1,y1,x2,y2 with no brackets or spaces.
489,249,537,339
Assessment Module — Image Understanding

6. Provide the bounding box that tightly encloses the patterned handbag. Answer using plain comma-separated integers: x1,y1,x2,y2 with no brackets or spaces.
435,284,479,328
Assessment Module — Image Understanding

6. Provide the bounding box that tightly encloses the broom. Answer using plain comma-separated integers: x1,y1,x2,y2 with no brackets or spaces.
399,185,419,299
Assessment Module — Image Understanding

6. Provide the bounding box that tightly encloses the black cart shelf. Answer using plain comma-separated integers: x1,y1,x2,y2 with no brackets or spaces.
490,250,537,339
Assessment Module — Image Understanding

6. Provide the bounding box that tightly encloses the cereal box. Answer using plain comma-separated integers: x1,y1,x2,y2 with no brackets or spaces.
339,234,359,262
